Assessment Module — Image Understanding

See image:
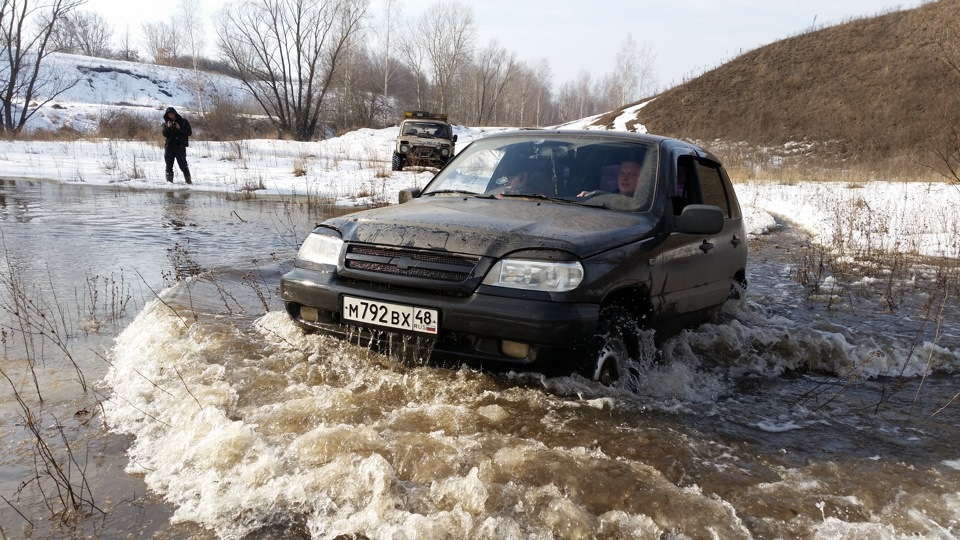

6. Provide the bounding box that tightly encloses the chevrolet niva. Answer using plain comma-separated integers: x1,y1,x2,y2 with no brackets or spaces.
281,130,747,382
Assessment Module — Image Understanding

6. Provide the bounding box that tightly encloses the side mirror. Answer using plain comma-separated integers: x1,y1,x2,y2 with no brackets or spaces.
452,134,458,142
674,204,723,235
398,187,420,203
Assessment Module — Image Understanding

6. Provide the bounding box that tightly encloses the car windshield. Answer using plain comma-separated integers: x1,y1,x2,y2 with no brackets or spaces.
420,134,658,211
401,121,449,138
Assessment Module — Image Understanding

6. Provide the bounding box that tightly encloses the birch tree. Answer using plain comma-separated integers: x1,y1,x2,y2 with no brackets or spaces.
406,1,473,114
177,0,206,114
604,34,655,108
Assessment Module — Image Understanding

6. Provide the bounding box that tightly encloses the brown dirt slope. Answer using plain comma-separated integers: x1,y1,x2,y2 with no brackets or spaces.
592,1,960,166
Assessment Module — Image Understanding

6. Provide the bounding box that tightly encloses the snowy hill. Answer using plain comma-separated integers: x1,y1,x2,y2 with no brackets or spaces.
27,53,252,132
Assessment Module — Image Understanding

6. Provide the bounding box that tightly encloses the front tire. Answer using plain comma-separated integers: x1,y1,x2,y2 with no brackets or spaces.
585,307,636,385
391,152,405,171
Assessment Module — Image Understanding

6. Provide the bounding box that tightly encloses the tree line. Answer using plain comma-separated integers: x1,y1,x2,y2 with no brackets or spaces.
1,0,656,140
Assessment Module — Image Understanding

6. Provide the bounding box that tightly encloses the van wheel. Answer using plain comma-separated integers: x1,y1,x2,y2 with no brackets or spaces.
585,308,634,385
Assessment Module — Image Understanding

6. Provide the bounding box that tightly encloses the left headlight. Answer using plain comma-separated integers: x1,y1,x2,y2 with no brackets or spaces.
296,233,343,266
482,259,584,292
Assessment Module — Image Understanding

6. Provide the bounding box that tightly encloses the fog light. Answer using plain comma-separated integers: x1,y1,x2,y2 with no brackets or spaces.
501,340,530,359
300,306,319,322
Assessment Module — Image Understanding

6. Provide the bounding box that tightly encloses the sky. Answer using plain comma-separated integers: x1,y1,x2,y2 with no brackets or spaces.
82,0,928,90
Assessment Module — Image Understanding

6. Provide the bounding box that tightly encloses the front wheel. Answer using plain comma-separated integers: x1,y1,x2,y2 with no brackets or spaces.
391,152,405,171
584,307,637,385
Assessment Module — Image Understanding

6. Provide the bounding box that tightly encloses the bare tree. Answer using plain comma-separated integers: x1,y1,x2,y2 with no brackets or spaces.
330,44,386,129
177,0,206,114
532,59,556,126
373,0,402,123
601,34,656,109
398,22,430,110
467,40,516,125
141,20,178,64
557,71,597,123
177,0,204,62
0,0,84,135
498,59,552,128
50,9,111,57
930,22,960,184
407,1,474,114
216,0,369,141
115,24,138,62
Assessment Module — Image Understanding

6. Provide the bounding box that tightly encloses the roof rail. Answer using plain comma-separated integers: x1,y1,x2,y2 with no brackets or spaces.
405,110,448,122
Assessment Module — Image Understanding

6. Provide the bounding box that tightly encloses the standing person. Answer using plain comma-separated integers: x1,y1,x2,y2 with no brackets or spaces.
162,107,192,184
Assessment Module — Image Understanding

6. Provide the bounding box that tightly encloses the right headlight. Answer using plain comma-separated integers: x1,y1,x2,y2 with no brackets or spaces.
296,233,343,266
482,259,584,292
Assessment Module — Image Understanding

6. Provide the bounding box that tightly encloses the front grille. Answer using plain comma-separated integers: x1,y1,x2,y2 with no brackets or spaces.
344,244,478,283
410,147,444,159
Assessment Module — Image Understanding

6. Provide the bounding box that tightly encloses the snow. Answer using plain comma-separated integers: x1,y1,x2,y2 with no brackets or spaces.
5,53,960,260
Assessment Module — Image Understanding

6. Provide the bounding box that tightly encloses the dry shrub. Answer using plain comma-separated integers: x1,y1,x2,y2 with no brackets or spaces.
715,140,943,184
96,109,154,140
14,125,84,141
198,96,273,141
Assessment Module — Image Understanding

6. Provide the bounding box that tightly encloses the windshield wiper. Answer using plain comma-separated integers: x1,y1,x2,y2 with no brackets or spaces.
423,189,480,197
497,193,580,205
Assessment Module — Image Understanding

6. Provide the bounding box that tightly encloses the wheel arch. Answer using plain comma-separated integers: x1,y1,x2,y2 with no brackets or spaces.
600,284,654,327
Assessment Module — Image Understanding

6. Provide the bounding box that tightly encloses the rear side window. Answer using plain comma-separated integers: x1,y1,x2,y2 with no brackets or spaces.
695,160,732,218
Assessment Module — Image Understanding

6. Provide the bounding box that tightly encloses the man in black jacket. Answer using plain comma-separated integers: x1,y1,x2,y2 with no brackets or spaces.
162,106,192,184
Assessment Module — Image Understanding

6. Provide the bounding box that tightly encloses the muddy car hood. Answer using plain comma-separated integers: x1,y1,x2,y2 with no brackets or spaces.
325,196,660,258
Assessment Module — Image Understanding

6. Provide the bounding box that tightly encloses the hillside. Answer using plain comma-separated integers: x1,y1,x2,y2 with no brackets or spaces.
588,0,959,175
27,53,252,133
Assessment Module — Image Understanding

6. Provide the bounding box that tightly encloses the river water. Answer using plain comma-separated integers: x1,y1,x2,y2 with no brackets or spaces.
1,179,958,539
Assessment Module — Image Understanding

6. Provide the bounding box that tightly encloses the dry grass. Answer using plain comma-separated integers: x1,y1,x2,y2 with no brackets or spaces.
717,142,947,184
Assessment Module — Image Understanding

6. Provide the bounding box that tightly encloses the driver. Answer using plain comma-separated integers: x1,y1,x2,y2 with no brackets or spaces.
579,159,643,197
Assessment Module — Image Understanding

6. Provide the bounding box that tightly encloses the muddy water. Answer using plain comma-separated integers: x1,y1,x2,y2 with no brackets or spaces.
2,180,960,539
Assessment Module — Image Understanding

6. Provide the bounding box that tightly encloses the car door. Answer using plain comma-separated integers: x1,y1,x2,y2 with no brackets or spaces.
653,154,740,319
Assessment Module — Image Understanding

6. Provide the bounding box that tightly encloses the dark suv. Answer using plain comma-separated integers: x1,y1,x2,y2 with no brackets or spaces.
281,130,747,381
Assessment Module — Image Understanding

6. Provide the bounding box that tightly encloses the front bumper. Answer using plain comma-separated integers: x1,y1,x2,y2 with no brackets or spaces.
398,145,450,165
280,267,599,373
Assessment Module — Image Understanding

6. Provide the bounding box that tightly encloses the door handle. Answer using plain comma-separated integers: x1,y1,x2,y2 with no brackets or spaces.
699,240,714,254
732,235,741,246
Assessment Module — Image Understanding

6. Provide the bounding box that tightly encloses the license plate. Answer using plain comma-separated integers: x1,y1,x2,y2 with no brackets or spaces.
342,296,439,335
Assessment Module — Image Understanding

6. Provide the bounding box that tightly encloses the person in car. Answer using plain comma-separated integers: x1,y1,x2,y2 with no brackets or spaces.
578,159,643,197
492,158,550,196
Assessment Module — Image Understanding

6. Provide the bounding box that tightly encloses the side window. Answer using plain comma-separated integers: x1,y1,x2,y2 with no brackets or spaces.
673,156,696,215
695,160,731,218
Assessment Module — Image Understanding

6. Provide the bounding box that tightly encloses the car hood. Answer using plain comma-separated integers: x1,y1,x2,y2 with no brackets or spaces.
325,196,660,258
